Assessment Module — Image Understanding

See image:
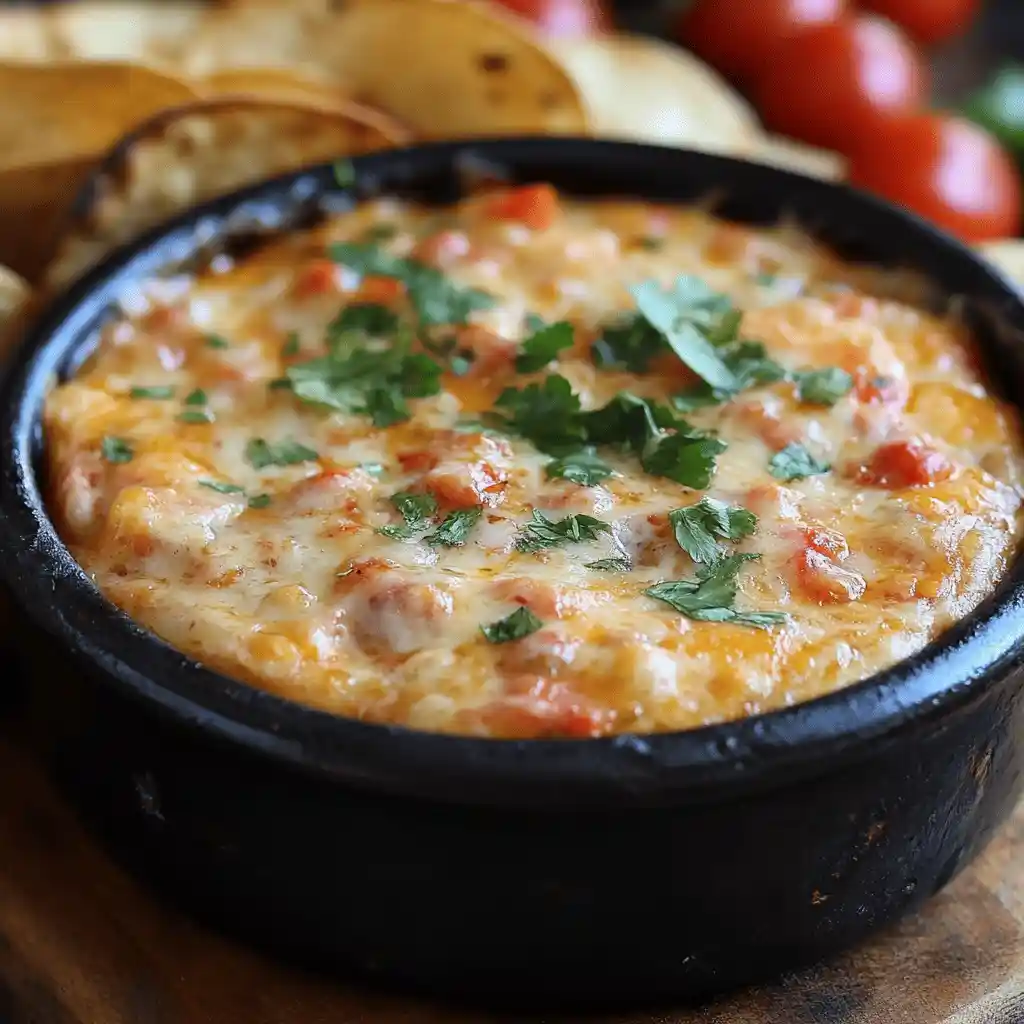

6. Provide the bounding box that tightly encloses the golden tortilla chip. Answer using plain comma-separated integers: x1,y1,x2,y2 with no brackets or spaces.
0,159,96,282
978,240,1024,287
46,1,206,64
0,61,200,169
319,0,589,137
44,97,409,292
550,34,760,154
198,67,352,108
752,135,845,181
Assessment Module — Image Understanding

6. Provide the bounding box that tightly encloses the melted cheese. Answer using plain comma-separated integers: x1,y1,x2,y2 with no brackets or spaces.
44,193,1024,738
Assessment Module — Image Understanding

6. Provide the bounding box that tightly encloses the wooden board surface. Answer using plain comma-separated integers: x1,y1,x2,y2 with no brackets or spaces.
0,734,1021,1024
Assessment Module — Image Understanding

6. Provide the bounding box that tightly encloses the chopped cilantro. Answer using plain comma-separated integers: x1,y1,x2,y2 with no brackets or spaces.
245,438,319,469
178,409,215,424
545,448,613,487
425,507,482,547
184,388,208,406
480,606,544,644
362,223,397,244
523,312,547,333
769,443,831,481
515,321,574,373
629,277,739,391
247,493,271,509
421,334,476,376
585,557,632,572
645,554,787,629
377,490,437,540
282,332,300,357
515,509,611,554
130,385,175,400
328,241,495,326
200,479,245,495
672,340,786,410
494,374,586,455
101,436,133,464
591,315,664,373
642,434,727,490
205,334,230,349
332,159,356,188
328,303,400,339
668,497,757,566
794,367,854,407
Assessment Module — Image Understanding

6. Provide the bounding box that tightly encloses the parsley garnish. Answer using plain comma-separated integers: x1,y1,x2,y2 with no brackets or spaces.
669,497,757,566
332,159,356,188
328,303,400,339
769,443,831,481
494,375,587,455
184,389,207,406
425,507,482,547
248,493,271,509
377,491,437,540
199,479,245,495
130,385,175,400
545,448,613,486
591,315,664,373
101,436,133,463
794,367,854,407
245,438,319,469
645,554,787,629
515,321,574,373
328,241,495,326
585,557,632,571
480,606,544,644
515,510,611,553
672,341,786,410
205,334,230,349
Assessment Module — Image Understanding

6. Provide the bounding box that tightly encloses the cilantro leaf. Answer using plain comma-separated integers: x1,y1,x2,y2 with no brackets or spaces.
645,554,786,628
515,509,611,553
480,606,545,644
591,315,665,372
769,443,831,481
101,436,133,464
515,321,574,373
668,497,758,566
184,388,208,406
205,333,230,349
328,303,401,339
248,493,271,509
495,374,586,455
585,557,632,571
672,341,786,411
328,241,495,326
245,438,319,469
545,448,613,486
794,367,854,407
425,507,482,547
130,385,175,400
178,409,215,424
630,278,739,391
642,434,727,490
582,391,678,451
199,479,245,495
392,491,437,525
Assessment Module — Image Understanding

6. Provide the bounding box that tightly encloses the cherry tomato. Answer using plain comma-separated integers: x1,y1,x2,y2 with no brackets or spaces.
860,0,979,46
754,14,927,151
847,113,1022,242
677,0,846,85
491,0,610,36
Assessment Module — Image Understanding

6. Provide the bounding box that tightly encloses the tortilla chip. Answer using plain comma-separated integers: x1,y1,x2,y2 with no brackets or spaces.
46,1,206,64
319,0,589,137
44,97,409,292
198,67,352,109
751,135,845,181
978,240,1024,287
550,34,760,154
0,8,56,61
0,159,96,282
0,61,199,169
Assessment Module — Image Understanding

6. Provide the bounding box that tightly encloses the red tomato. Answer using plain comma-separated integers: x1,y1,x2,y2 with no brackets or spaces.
847,114,1022,242
491,0,610,36
856,440,954,488
755,14,927,151
860,0,979,45
484,183,561,230
677,0,847,85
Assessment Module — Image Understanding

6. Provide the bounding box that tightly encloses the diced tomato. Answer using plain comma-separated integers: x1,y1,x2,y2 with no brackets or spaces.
467,681,614,738
293,259,340,298
355,275,405,304
413,229,472,268
797,548,867,604
483,183,561,231
397,450,439,473
856,439,954,488
423,460,508,508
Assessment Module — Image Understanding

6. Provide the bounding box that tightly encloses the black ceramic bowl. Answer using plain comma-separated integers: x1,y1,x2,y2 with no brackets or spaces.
2,138,1024,1009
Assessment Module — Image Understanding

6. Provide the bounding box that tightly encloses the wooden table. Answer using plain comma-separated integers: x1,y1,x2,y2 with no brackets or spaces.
0,731,1021,1024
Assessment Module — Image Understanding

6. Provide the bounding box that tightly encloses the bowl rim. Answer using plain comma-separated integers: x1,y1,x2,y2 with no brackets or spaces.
3,136,1024,810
